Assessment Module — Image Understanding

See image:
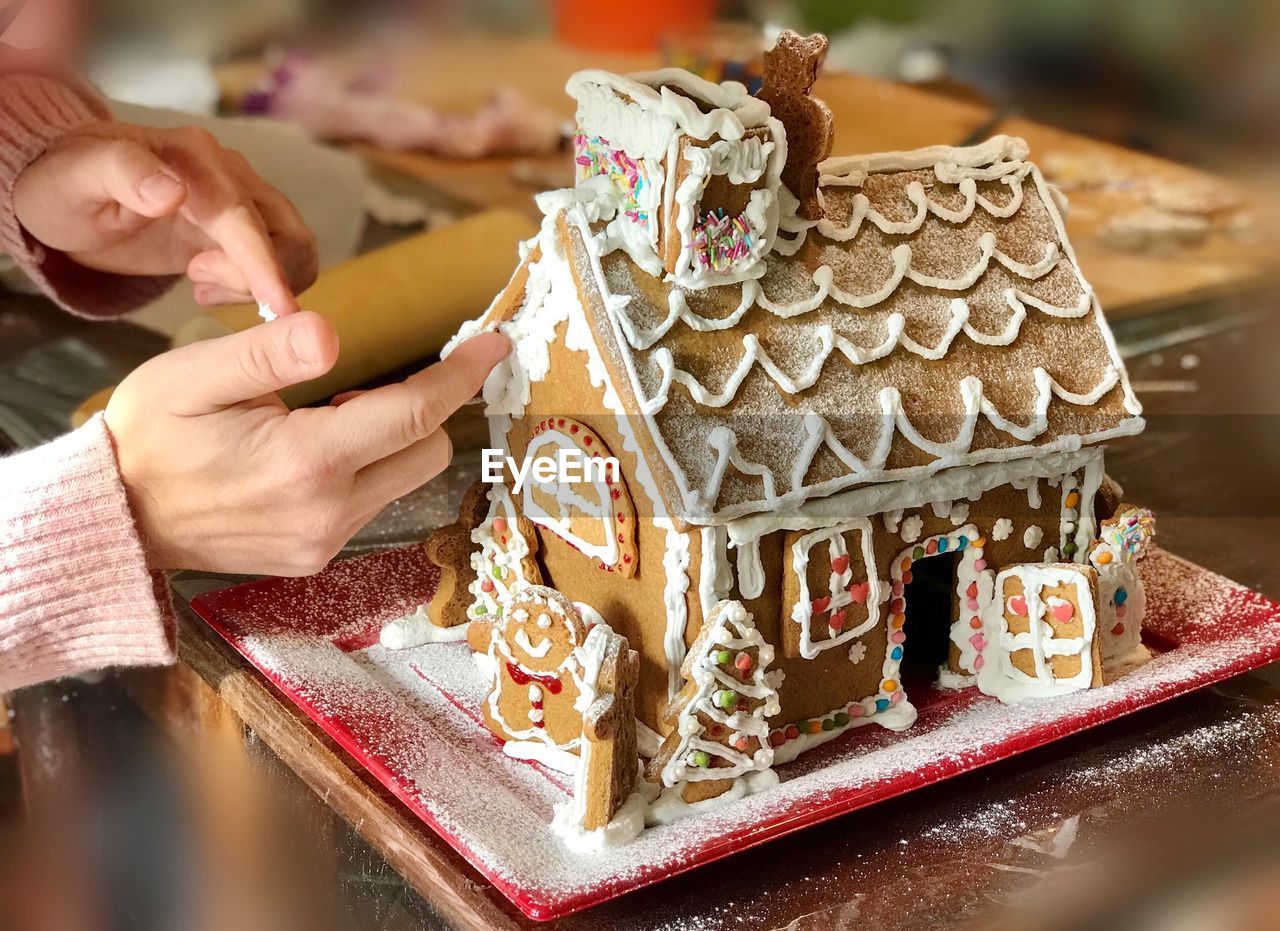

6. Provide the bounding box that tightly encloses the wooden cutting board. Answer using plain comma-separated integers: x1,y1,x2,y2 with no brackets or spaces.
219,37,1275,319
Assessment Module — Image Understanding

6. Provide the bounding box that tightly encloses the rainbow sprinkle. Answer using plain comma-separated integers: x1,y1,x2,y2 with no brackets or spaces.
688,207,755,273
574,133,651,228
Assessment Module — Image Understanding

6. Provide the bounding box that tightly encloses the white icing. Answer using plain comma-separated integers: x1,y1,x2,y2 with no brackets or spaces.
635,720,663,759
900,514,924,543
661,529,692,701
646,767,777,826
732,537,765,600
1023,525,1044,549
503,740,579,774
514,628,553,659
977,564,1099,704
552,784,649,853
949,502,970,526
770,699,916,766
992,518,1013,542
378,605,470,649
788,521,886,660
520,427,623,568
698,525,730,620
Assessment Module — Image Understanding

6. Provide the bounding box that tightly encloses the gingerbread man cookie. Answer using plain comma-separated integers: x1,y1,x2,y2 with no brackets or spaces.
759,30,834,220
483,585,593,761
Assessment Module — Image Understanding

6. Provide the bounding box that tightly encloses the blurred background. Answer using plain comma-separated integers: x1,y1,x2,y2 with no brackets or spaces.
2,1,1280,929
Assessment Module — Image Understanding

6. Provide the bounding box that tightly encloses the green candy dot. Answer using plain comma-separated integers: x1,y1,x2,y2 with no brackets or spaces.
714,650,732,666
714,690,739,710
913,546,926,560
692,750,710,767
1063,542,1078,555
834,712,850,727
821,718,836,731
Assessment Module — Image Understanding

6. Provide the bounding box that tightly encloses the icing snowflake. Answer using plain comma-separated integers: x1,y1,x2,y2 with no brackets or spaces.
992,518,1013,541
949,502,970,526
848,641,868,664
1024,525,1044,548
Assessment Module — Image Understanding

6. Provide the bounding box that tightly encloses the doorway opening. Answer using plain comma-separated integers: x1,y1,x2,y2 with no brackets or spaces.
900,551,960,689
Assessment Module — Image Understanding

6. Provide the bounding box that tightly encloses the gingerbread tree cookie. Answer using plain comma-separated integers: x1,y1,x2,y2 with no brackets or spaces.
759,30,834,220
647,600,782,807
465,483,543,655
551,623,647,850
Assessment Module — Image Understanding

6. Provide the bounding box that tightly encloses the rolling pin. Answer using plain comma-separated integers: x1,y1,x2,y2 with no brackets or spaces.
72,208,536,425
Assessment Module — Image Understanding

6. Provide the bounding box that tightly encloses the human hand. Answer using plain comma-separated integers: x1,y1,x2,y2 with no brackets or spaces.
104,314,510,576
12,120,317,314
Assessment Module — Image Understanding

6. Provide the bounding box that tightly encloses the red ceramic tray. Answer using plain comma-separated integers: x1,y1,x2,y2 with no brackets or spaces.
192,547,1280,922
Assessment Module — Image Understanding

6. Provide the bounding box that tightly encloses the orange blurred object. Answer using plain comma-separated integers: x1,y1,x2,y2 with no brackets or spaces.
552,0,718,52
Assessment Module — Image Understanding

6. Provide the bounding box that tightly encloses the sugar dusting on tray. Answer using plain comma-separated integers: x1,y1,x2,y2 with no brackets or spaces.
211,547,1280,916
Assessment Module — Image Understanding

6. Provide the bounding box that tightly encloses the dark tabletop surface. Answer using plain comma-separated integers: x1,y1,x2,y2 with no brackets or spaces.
5,272,1280,929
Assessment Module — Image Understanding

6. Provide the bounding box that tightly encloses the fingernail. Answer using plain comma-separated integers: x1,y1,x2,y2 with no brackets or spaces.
287,317,319,366
139,171,183,204
479,329,512,362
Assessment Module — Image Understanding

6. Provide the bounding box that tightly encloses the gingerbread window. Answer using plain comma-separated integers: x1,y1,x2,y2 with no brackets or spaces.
520,418,638,576
781,519,884,660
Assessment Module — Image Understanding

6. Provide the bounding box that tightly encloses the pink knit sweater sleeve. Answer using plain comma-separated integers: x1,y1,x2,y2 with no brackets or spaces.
1,62,177,690
0,416,175,692
0,65,178,316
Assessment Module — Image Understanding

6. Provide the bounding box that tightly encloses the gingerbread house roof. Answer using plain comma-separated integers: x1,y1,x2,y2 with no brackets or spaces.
561,134,1144,524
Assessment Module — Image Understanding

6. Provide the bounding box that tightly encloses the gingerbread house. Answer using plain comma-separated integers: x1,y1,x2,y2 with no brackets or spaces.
388,41,1154,819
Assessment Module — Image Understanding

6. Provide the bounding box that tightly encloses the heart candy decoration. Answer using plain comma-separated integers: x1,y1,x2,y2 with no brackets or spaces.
812,596,831,615
1049,598,1075,623
1007,594,1028,617
848,582,870,604
831,554,850,575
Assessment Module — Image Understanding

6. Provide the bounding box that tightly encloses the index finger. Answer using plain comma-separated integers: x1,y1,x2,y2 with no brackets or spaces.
162,139,301,317
323,331,511,468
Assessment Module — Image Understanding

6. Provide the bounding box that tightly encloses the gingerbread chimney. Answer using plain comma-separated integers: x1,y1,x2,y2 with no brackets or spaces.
566,69,786,284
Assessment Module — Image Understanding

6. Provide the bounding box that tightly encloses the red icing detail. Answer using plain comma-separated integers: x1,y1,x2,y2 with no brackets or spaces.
733,736,750,751
969,616,982,629
570,424,579,433
557,418,565,427
584,436,593,446
925,539,938,555
480,579,495,593
734,652,752,673
902,570,913,584
611,488,621,499
1112,623,1126,636
831,554,850,575
966,581,978,598
492,517,508,535
623,555,633,563
505,663,563,693
617,514,625,523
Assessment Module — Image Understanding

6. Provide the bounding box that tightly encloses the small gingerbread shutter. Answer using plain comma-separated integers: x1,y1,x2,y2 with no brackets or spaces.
977,564,1103,703
780,519,884,660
